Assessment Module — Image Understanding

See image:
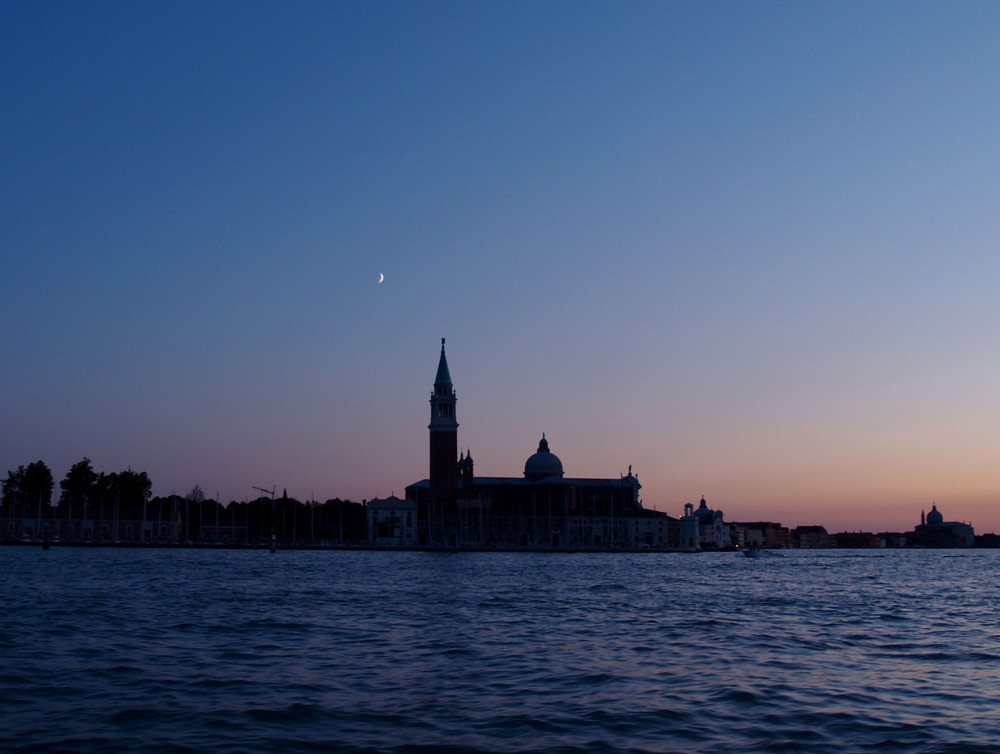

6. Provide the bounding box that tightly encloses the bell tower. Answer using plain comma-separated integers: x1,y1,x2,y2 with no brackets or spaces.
429,339,458,520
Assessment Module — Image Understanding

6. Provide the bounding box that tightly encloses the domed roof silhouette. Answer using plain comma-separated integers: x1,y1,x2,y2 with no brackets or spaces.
693,497,715,521
926,505,943,525
524,434,564,481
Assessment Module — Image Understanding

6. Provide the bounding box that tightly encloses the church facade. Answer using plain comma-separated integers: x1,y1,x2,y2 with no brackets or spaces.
405,341,685,549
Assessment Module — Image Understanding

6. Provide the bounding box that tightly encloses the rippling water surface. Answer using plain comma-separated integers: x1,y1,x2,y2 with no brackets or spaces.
2,547,999,752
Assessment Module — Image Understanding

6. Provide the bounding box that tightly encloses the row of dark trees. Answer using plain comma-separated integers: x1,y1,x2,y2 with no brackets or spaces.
2,459,151,513
2,458,367,545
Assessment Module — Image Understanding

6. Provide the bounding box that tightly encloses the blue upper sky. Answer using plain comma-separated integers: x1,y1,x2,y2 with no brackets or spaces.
3,1,999,532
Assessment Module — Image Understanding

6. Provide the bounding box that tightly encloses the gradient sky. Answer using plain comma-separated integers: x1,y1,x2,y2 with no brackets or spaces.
3,1,999,533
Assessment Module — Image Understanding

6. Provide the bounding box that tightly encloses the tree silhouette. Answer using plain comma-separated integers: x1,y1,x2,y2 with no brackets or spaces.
1,461,53,539
3,461,54,511
60,458,97,516
114,470,153,508
1,467,25,509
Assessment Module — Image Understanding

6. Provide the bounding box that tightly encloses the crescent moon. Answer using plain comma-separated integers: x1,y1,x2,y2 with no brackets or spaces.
378,273,384,284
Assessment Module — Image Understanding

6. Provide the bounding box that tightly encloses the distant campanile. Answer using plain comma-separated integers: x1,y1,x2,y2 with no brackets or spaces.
428,338,458,513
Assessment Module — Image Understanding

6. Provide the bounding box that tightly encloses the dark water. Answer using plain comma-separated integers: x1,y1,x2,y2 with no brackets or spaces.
2,547,999,753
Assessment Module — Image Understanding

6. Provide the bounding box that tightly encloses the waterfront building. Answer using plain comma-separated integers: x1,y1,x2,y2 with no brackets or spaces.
677,507,701,550
367,495,417,546
405,341,673,549
910,504,975,548
684,497,731,549
733,520,794,549
976,532,1000,548
832,531,881,548
878,531,908,548
792,525,830,549
734,521,761,548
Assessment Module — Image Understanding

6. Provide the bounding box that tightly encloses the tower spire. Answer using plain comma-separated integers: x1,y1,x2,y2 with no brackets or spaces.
428,339,458,543
434,337,452,389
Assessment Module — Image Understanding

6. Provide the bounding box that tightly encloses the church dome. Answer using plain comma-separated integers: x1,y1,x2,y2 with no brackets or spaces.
926,505,943,525
693,497,714,522
524,434,564,481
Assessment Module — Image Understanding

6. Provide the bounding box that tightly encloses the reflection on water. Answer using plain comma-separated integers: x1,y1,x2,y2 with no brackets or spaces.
2,547,999,752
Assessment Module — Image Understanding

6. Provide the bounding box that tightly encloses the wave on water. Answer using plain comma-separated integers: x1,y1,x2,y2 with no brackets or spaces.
1,548,999,753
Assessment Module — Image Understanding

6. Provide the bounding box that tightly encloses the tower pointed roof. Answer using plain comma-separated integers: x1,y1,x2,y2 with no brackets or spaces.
434,338,452,387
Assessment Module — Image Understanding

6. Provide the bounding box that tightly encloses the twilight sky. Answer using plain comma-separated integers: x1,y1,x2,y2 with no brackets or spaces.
3,1,999,533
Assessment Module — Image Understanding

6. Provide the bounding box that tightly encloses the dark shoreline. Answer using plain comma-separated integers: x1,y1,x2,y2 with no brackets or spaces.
3,539,702,553
6,540,994,551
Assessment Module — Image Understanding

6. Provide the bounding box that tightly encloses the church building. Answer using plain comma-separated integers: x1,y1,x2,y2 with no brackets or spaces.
910,504,975,547
405,340,680,549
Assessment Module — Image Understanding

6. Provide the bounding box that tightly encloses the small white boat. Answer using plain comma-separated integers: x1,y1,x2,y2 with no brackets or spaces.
742,545,762,558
